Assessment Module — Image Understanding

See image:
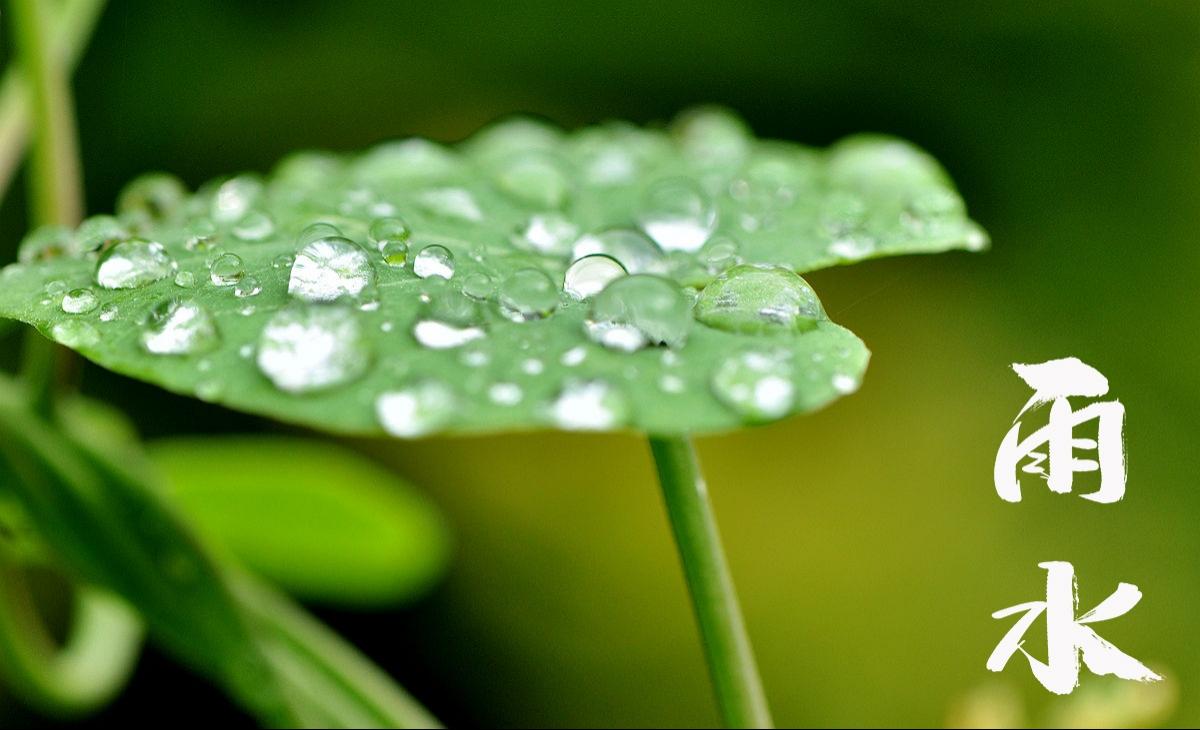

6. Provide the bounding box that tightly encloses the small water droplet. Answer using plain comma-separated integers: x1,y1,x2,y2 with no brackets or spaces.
412,245,456,280
694,264,825,334
660,374,686,394
699,235,741,274
637,178,717,253
95,240,176,289
61,288,98,315
461,272,494,300
272,253,295,270
184,218,218,252
488,382,524,406
498,269,558,321
196,380,224,402
50,320,99,348
376,381,456,437
117,173,187,222
209,253,245,286
832,373,860,394
521,358,545,375
174,271,196,288
711,350,795,421
288,237,376,302
368,217,411,247
232,211,275,241
75,215,129,254
564,254,627,300
235,275,262,298
19,226,75,263
418,187,482,221
494,153,570,208
380,240,409,268
549,380,629,431
515,213,578,256
258,304,369,393
586,275,692,351
141,299,221,355
211,175,263,224
560,345,587,367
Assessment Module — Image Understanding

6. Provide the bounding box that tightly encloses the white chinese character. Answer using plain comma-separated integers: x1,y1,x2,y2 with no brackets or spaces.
987,561,1161,694
994,357,1126,503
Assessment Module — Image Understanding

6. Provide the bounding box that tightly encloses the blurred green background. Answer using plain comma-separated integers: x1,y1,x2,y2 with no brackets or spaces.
2,0,1198,726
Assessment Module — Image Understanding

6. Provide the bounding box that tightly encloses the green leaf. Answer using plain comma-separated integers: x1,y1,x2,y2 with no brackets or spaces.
0,108,985,437
149,436,451,607
0,377,440,727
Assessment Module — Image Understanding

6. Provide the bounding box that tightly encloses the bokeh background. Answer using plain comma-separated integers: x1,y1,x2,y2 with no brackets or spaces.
2,0,1198,726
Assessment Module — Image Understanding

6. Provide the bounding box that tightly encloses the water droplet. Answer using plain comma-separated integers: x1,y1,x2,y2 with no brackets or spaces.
272,253,294,270
380,240,409,267
209,253,245,286
461,272,494,300
51,320,99,348
376,381,456,437
117,173,187,222
61,288,98,315
196,380,224,402
18,225,74,263
494,153,570,208
488,382,524,405
673,107,752,169
211,175,263,224
368,217,411,247
498,268,558,321
549,380,629,431
412,245,455,279
174,271,196,288
95,240,176,289
587,275,692,351
235,275,262,298
514,213,578,256
232,211,275,241
521,358,545,375
694,264,825,334
560,345,587,367
141,299,220,355
298,222,343,247
44,280,67,298
412,288,485,349
572,229,666,275
418,188,482,221
99,303,119,322
258,304,369,393
637,178,717,252
660,374,686,394
699,235,741,274
564,254,627,300
711,350,795,421
288,237,375,302
184,218,218,252
75,215,129,254
832,373,860,394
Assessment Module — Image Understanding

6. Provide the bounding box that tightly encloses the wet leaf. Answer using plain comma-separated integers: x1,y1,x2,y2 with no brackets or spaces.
0,108,985,436
150,436,451,607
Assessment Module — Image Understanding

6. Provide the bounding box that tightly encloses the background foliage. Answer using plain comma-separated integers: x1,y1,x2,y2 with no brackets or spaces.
1,0,1197,726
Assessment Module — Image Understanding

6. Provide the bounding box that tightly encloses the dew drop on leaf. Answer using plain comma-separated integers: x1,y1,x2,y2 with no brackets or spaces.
19,225,74,263
140,299,221,355
514,213,578,256
376,380,456,437
74,215,128,254
563,254,627,300
95,240,176,289
694,264,825,335
60,288,99,315
298,222,343,247
586,274,692,351
211,175,263,224
232,211,275,241
257,304,369,393
117,172,188,222
412,245,456,280
498,268,559,321
50,320,99,348
288,237,375,302
637,178,717,253
572,229,665,275
549,380,629,431
210,253,246,286
710,349,795,420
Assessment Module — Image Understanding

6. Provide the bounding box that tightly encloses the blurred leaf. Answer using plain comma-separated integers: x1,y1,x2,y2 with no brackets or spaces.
149,435,451,607
0,376,440,727
0,108,983,437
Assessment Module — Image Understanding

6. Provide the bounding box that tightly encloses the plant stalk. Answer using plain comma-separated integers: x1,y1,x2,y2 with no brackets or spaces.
649,435,773,729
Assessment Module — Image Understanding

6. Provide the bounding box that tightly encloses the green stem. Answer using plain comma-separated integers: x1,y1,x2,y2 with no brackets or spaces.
649,435,773,729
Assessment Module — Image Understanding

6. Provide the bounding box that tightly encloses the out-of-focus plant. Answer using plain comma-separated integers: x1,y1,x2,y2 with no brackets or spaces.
0,0,985,727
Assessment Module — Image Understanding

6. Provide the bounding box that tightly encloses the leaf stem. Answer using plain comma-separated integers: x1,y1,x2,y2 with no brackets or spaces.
649,435,773,729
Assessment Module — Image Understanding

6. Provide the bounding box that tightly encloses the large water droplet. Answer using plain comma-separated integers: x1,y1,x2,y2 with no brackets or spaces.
549,380,629,431
564,254,627,300
376,381,456,437
694,264,825,334
95,240,176,289
637,178,717,252
412,245,456,279
498,268,558,321
572,229,665,275
711,350,795,421
141,299,220,355
61,288,98,315
412,288,485,349
586,275,692,351
258,304,369,393
288,237,375,302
